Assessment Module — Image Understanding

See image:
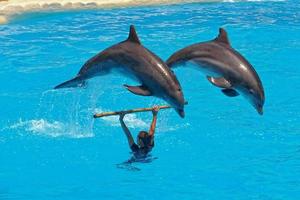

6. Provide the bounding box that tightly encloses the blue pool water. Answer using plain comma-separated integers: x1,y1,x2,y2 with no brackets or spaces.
1,0,300,199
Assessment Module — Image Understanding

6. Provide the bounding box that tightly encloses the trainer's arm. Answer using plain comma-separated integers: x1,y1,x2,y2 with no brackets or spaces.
149,106,159,137
119,113,135,147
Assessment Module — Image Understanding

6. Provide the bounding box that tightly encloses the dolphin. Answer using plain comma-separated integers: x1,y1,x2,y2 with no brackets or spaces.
54,25,185,117
166,28,265,115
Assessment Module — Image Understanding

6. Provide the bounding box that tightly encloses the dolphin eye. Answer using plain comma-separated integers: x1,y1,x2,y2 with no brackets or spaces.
249,89,255,94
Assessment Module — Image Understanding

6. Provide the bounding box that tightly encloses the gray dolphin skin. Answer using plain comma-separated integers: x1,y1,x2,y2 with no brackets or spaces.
54,25,185,117
166,28,265,115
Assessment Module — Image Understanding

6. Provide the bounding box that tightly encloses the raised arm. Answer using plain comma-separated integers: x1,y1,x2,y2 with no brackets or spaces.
148,106,160,137
119,113,135,147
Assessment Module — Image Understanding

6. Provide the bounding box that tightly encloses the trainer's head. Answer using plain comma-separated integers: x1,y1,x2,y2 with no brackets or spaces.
137,131,150,148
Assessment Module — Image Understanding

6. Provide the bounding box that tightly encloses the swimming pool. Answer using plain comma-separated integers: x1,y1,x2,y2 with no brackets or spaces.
1,0,300,199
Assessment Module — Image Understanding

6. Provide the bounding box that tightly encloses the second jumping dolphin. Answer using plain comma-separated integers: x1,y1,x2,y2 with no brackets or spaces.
54,25,186,117
167,28,265,115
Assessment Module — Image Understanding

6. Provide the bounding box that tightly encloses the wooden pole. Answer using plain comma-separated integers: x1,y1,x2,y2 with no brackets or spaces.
93,102,188,118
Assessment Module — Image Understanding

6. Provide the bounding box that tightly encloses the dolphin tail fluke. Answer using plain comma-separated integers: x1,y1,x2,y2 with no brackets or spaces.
54,76,86,89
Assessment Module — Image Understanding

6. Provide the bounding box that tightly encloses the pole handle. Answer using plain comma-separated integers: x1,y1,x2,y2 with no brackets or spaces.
93,102,188,118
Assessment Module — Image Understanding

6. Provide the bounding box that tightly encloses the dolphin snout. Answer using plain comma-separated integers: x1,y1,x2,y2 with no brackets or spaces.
176,108,185,118
256,106,263,115
166,87,185,118
170,90,185,118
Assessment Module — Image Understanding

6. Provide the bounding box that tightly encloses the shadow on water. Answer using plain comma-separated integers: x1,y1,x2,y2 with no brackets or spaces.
116,153,158,171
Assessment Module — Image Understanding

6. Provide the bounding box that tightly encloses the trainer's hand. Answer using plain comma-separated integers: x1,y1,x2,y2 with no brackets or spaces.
119,112,126,120
152,106,160,115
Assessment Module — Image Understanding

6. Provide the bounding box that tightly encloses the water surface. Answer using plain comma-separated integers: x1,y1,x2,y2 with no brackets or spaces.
0,0,300,199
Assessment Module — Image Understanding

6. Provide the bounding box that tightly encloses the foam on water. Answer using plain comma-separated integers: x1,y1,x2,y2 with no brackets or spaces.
1,86,102,138
94,107,190,133
1,88,98,138
2,97,151,138
94,107,148,128
4,118,94,138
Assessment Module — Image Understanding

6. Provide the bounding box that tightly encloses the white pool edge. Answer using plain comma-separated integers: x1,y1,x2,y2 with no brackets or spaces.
0,0,221,24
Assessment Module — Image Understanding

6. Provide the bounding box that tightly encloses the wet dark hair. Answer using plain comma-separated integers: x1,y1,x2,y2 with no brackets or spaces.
137,131,150,147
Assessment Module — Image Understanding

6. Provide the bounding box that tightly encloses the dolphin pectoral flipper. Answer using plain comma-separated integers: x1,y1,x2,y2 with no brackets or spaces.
222,89,239,97
124,84,152,96
207,76,231,88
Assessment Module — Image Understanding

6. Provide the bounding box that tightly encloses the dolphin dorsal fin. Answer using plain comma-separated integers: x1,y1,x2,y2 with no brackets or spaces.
127,25,141,44
214,28,230,46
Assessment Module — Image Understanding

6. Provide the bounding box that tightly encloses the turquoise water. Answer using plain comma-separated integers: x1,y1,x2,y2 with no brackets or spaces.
1,0,300,199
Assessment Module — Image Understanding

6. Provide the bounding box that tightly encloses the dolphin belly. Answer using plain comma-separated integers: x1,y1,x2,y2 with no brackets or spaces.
189,59,225,77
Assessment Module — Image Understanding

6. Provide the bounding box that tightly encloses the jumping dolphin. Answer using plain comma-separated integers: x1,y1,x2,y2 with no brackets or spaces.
54,25,185,117
166,28,265,115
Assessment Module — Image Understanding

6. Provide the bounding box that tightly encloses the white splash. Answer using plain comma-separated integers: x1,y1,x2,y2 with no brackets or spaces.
94,108,148,128
93,106,191,132
5,118,94,138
